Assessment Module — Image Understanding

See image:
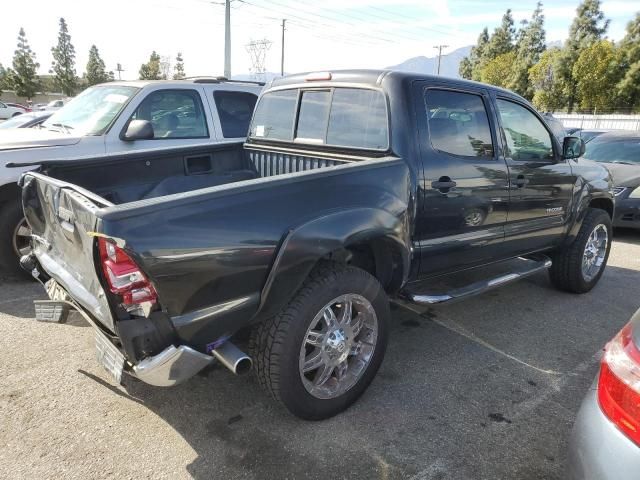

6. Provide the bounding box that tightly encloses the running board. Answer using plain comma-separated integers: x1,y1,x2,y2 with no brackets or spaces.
402,255,552,305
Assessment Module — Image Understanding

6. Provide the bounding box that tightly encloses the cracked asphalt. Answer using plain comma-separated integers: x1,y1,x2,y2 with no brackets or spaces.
1,230,639,480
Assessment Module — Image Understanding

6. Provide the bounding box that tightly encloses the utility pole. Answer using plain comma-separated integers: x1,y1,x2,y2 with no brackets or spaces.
116,63,124,80
433,45,449,75
246,39,272,82
224,0,231,78
280,19,286,77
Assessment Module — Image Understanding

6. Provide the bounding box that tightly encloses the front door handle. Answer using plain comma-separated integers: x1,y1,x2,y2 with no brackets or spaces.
431,176,457,192
514,175,529,188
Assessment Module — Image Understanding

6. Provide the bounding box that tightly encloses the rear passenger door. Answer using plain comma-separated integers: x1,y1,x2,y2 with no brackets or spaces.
414,84,510,276
493,96,575,254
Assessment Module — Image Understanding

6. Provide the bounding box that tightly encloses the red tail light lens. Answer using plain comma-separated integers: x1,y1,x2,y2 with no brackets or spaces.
97,237,157,309
598,322,640,446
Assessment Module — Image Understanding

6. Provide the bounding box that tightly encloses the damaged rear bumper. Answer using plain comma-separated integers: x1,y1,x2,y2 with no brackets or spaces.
35,296,213,387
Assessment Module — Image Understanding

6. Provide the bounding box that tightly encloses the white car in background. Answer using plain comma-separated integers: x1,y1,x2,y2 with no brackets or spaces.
38,100,65,111
0,77,262,276
0,101,25,120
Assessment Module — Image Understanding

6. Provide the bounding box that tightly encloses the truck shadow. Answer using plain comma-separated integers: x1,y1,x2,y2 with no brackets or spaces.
73,265,640,480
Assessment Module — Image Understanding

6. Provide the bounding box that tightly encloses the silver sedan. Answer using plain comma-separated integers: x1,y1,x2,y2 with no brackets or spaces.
568,308,640,479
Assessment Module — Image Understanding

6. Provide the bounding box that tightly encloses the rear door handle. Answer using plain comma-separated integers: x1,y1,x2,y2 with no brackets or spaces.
431,177,457,191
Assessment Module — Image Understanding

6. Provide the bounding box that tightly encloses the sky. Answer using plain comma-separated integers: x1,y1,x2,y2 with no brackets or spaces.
1,0,639,80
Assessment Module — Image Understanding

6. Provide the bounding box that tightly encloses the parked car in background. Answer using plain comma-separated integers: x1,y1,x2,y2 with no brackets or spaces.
571,128,613,144
583,131,640,230
5,103,31,113
38,99,65,111
0,111,52,130
568,307,640,479
0,77,262,275
0,101,26,120
17,70,614,420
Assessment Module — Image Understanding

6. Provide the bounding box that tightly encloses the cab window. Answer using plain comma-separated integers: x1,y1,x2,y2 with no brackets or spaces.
213,91,257,138
496,99,554,161
425,89,494,158
130,89,208,139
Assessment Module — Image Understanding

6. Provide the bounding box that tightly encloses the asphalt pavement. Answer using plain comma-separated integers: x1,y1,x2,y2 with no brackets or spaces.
1,230,639,480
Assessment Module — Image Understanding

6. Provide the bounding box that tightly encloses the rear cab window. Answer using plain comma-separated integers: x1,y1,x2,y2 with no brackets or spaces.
213,91,258,138
424,89,494,158
249,87,389,151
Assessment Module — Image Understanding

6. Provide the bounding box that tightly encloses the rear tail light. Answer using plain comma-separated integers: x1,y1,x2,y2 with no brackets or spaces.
598,322,640,446
97,237,157,312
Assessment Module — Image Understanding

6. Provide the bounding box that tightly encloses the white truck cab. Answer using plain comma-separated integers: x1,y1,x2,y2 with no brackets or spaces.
0,77,262,275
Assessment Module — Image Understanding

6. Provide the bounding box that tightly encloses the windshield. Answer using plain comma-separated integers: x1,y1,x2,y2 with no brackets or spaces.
584,136,640,165
42,85,139,135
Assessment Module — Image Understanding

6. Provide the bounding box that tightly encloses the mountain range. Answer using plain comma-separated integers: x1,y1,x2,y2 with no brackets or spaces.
387,45,472,78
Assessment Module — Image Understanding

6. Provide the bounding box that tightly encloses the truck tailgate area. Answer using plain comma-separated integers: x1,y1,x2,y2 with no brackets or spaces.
21,173,115,332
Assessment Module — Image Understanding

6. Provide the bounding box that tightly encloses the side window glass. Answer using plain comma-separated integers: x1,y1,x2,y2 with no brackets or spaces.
425,89,494,158
213,91,257,138
296,90,331,143
130,89,208,139
496,99,554,161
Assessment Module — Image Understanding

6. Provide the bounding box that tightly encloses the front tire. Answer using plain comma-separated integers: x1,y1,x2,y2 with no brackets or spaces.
549,208,612,293
250,262,389,420
0,202,32,278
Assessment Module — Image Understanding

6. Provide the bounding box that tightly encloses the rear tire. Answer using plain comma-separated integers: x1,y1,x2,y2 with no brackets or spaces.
250,262,389,420
0,202,31,278
549,208,612,293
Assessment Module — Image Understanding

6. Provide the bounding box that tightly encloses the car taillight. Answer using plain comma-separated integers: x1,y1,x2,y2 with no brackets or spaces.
598,322,640,446
97,237,157,311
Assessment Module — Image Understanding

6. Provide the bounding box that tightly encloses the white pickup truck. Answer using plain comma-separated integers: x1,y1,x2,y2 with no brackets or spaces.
0,78,262,275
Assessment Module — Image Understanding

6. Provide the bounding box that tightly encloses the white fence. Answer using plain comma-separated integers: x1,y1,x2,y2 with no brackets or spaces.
553,113,640,131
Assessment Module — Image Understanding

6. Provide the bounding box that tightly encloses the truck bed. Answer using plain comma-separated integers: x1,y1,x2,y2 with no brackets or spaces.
21,142,409,348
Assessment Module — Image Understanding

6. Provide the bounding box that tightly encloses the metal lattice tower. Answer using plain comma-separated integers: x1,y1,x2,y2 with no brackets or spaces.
246,39,272,81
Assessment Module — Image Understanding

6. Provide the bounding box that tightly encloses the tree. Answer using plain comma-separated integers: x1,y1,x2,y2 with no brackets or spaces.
139,51,161,80
6,28,39,99
459,27,489,80
617,13,640,110
561,0,610,110
173,52,185,80
159,55,171,80
573,40,622,111
0,63,5,96
85,45,109,86
511,2,546,99
485,9,516,59
529,48,568,111
51,17,77,96
479,51,517,88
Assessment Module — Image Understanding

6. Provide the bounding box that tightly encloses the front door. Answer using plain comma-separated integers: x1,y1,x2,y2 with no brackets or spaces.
493,97,575,254
414,83,510,276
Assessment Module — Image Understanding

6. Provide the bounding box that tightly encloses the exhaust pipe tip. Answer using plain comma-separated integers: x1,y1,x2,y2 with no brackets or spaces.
211,342,252,375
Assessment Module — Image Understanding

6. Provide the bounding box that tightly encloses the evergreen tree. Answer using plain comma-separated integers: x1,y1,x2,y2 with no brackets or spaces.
479,51,517,88
139,51,161,80
511,2,546,100
617,13,640,110
6,28,39,99
561,0,610,110
485,9,516,59
85,45,109,86
51,18,77,96
173,52,186,80
459,27,489,80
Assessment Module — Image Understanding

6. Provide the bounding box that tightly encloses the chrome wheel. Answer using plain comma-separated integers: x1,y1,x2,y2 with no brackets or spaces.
12,217,32,257
299,294,378,400
582,223,608,282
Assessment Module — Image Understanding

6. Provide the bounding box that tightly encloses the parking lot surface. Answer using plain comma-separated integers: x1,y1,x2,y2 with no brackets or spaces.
1,231,639,480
